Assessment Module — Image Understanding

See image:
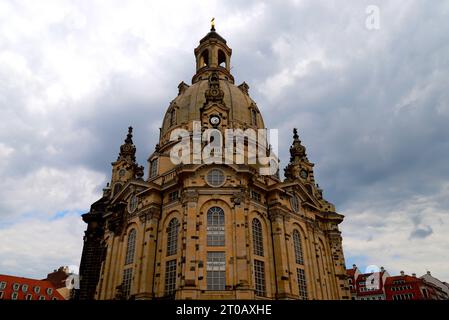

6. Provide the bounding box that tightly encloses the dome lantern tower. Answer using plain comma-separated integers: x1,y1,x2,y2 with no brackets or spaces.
192,20,234,84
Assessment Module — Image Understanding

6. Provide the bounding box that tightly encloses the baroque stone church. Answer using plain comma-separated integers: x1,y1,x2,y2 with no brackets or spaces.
78,25,350,300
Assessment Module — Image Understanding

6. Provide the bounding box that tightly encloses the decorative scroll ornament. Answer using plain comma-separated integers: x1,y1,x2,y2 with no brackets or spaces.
205,72,224,104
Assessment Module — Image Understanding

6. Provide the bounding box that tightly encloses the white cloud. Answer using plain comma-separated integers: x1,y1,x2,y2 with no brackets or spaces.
0,166,105,220
342,183,449,280
0,213,85,278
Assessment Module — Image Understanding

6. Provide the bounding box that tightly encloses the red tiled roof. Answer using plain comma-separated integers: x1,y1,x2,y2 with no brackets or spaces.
346,269,356,277
0,274,65,300
384,275,420,286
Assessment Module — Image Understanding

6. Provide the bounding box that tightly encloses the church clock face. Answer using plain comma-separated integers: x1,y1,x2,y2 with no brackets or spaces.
209,115,221,126
300,169,308,179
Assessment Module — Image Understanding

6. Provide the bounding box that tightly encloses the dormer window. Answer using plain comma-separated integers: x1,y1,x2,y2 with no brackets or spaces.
251,109,257,126
169,109,176,127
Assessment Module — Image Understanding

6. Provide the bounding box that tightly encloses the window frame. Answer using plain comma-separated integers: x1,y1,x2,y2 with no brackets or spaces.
254,260,266,297
206,169,225,187
206,251,226,291
124,229,137,265
166,218,179,256
122,268,133,298
292,229,304,265
207,207,225,247
296,268,308,300
252,218,264,257
164,259,177,297
290,194,300,213
168,190,179,203
250,190,261,203
149,158,158,178
128,195,138,214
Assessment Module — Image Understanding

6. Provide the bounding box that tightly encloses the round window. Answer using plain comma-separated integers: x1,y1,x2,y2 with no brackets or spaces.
206,169,225,187
128,195,138,213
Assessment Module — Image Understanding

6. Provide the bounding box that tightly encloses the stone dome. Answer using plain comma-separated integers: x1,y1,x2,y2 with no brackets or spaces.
158,28,265,147
160,77,265,138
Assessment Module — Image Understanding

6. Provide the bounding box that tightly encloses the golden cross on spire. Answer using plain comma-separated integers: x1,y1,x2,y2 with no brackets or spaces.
211,17,215,31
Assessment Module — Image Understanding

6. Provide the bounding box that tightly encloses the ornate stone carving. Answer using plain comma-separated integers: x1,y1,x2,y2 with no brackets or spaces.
118,127,137,163
205,72,224,104
231,189,247,205
138,205,161,223
107,212,125,235
238,82,249,95
178,81,190,95
268,208,288,221
182,190,199,204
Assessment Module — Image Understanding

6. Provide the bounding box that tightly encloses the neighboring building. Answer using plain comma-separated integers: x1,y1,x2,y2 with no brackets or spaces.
354,267,389,300
384,271,444,300
78,25,350,300
420,271,449,300
45,266,75,300
346,265,361,300
0,274,64,300
346,268,449,301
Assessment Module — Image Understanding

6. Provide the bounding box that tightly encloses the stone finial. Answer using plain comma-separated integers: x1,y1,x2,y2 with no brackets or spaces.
118,126,137,163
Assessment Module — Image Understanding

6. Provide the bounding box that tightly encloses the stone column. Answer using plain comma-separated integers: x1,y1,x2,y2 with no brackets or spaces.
181,190,199,298
269,208,292,299
232,192,251,299
135,206,160,299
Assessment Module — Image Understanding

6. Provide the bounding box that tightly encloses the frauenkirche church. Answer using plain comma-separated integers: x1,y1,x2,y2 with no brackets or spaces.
78,24,350,300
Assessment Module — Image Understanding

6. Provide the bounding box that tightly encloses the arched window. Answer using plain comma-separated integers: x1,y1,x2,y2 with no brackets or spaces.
252,218,264,256
293,229,304,265
207,207,225,246
200,49,209,67
167,218,179,256
125,229,137,265
218,49,226,68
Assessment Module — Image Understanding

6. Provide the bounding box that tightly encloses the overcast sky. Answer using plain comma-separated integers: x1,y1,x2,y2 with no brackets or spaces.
1,0,449,282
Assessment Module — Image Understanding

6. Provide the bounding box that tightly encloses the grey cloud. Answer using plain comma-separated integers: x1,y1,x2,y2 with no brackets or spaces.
409,226,433,240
